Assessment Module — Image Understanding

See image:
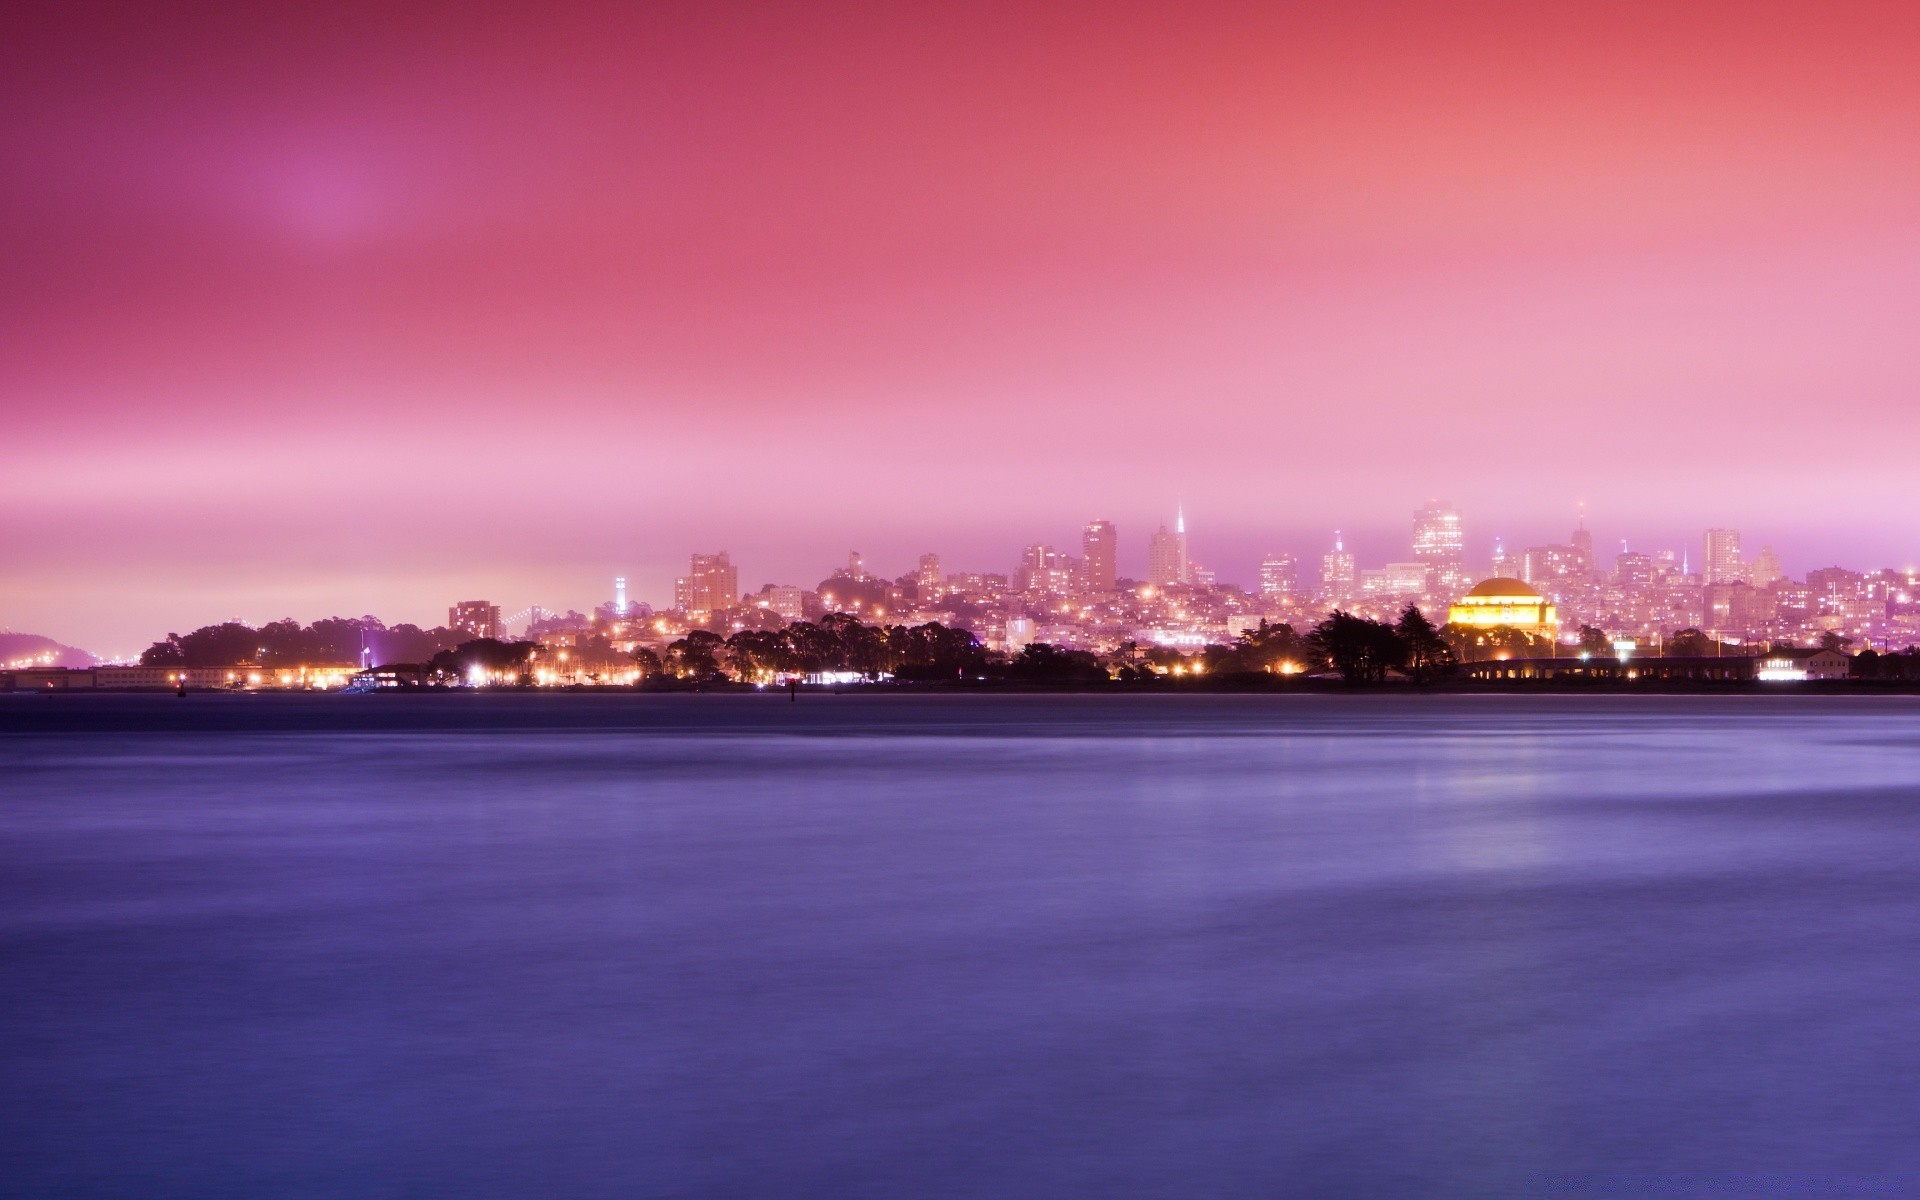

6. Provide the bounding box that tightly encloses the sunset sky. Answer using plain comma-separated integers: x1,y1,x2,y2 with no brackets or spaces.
6,1,1920,652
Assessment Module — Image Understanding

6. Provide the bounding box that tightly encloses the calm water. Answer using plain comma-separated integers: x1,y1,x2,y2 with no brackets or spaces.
5,693,1920,1198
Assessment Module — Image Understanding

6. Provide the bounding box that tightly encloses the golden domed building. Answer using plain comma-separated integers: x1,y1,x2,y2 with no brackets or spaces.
1447,577,1558,637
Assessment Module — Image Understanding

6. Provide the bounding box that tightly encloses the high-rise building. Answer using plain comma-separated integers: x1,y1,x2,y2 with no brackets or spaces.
1703,529,1744,585
1412,501,1464,592
1521,544,1579,584
1750,545,1784,587
675,552,739,615
1016,545,1074,595
1491,538,1512,578
1570,524,1595,579
448,600,500,640
1081,520,1117,593
917,553,943,598
1146,509,1190,587
1258,553,1298,599
1615,552,1653,587
614,576,628,616
1321,532,1356,601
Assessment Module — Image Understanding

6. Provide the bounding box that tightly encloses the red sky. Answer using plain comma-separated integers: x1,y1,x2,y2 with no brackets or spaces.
5,1,1920,652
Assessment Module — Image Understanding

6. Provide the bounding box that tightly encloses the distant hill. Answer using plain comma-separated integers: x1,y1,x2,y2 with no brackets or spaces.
0,632,97,669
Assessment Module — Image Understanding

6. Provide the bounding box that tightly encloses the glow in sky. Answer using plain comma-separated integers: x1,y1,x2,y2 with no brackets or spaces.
5,2,1920,651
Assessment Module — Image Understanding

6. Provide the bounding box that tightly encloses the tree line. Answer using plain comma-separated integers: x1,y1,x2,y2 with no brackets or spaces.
140,618,462,668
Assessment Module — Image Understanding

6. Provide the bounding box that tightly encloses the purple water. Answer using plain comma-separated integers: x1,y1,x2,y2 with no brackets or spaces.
4,693,1920,1197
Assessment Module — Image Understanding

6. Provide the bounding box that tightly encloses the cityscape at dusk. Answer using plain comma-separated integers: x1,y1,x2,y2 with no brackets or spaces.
9,3,1920,1195
13,501,1917,683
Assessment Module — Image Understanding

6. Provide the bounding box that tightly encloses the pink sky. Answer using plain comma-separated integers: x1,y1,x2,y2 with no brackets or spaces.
5,1,1920,653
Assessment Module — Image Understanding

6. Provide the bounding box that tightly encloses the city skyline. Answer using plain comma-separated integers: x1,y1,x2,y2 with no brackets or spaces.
8,3,1920,649
16,499,1917,663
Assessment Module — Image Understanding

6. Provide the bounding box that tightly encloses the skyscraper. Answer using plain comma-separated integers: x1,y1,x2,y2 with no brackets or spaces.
614,576,628,616
1146,508,1189,587
917,553,943,598
675,552,739,614
1750,545,1783,587
1411,500,1464,593
1570,524,1594,579
1321,532,1356,601
1258,552,1298,599
1081,519,1117,593
1703,529,1744,585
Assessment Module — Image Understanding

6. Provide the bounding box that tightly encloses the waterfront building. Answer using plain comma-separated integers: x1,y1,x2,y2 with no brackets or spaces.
1447,577,1560,637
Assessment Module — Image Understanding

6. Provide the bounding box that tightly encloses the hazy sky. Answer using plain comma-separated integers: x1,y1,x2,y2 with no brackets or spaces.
6,1,1920,653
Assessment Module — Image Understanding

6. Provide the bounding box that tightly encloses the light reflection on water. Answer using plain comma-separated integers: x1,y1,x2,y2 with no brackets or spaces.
4,693,1920,1198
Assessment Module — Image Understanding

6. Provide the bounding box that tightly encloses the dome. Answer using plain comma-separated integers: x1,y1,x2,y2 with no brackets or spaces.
1463,577,1541,599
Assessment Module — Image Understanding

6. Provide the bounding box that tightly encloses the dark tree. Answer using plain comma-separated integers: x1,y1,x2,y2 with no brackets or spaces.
1008,643,1109,684
1397,605,1456,683
666,630,727,680
1577,624,1611,656
1667,628,1715,657
1309,611,1405,684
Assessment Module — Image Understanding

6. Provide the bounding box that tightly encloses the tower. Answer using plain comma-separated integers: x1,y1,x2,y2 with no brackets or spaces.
614,576,628,616
1412,500,1465,593
1081,519,1117,593
1146,510,1189,588
1321,532,1357,602
1703,529,1744,585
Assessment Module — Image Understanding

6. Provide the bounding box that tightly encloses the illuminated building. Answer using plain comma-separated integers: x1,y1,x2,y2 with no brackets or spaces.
1258,553,1297,599
1704,528,1745,585
1016,545,1074,595
675,552,739,615
1706,581,1775,634
1749,546,1783,587
614,576,628,616
1521,544,1580,585
1412,501,1464,592
917,554,943,597
1361,562,1430,599
748,584,806,623
1320,532,1356,602
449,600,500,640
1146,509,1190,587
1570,523,1595,579
1081,520,1117,593
1615,551,1653,587
1446,577,1559,636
